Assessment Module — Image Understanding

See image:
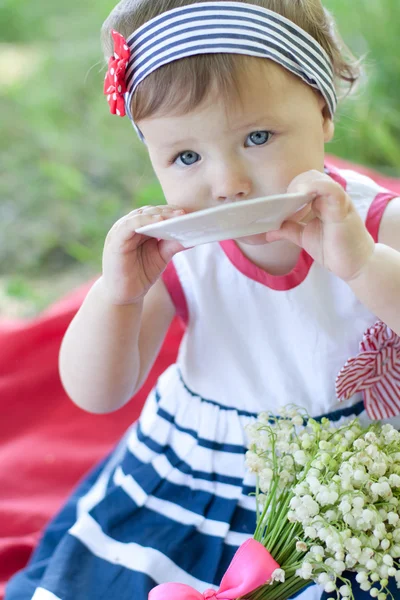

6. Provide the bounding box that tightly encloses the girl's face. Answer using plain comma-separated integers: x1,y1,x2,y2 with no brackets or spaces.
138,58,334,246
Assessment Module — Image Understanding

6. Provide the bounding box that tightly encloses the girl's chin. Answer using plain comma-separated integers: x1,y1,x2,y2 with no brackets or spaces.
235,232,270,245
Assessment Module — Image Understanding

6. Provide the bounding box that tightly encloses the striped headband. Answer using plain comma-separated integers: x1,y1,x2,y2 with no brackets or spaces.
104,1,337,124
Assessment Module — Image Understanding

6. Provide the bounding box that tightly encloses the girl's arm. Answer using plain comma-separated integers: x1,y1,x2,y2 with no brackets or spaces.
266,171,400,335
59,204,185,414
348,198,400,334
59,276,175,414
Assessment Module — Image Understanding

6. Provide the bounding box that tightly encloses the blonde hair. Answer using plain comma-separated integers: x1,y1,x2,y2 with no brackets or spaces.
101,0,361,121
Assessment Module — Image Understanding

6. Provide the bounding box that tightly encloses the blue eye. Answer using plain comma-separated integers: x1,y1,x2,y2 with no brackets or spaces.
246,131,271,146
175,150,200,166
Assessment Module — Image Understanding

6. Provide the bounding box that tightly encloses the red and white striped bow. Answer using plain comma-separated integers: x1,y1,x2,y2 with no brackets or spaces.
336,321,400,420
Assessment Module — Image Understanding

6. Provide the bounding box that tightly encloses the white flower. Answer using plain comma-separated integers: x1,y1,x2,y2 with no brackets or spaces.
345,554,357,568
353,496,365,509
296,562,313,579
292,495,320,519
278,441,290,453
318,527,330,541
294,450,308,466
324,582,336,593
306,475,321,493
389,474,400,488
393,529,400,543
373,523,387,540
360,581,372,591
354,439,366,450
244,423,259,442
279,469,294,487
379,508,388,521
317,573,331,586
390,545,400,558
256,493,268,510
379,566,389,579
361,509,375,524
245,451,265,473
344,537,362,557
365,432,378,444
300,433,312,450
296,541,308,552
359,548,374,564
315,485,339,506
332,560,346,575
369,536,380,550
304,526,317,539
369,462,388,477
366,444,379,459
257,411,271,424
381,539,390,551
344,513,357,528
354,468,369,483
258,468,274,493
325,510,338,523
310,545,325,561
339,500,352,515
339,584,351,597
383,554,393,567
271,568,285,583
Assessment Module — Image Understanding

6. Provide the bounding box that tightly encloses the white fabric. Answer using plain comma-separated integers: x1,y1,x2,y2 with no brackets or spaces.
167,169,395,419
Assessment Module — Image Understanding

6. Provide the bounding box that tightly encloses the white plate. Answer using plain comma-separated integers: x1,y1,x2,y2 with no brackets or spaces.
136,192,312,247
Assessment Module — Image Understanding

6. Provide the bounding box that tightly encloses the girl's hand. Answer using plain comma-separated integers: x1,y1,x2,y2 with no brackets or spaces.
102,205,186,305
265,170,375,281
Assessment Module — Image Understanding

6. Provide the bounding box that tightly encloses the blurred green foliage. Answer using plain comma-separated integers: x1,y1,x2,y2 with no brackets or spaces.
0,0,399,292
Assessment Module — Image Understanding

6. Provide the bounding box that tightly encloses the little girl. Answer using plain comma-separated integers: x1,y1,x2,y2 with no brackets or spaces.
6,0,400,599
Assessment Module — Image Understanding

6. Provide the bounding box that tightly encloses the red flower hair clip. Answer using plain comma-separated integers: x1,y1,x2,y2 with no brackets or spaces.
336,321,400,420
104,30,130,117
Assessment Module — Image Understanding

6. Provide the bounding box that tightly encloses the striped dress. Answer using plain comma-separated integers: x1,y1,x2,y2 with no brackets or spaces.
6,165,400,600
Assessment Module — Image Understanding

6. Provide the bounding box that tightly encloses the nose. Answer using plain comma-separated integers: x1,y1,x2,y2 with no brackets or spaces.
212,160,252,203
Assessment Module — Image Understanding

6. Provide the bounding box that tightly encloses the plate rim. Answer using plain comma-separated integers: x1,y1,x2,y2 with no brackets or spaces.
136,191,310,235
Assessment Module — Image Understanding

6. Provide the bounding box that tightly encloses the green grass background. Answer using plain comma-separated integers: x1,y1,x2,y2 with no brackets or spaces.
1,0,399,314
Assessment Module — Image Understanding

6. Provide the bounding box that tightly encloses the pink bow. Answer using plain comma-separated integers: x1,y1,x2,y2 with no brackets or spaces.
336,320,400,420
103,30,130,116
148,539,279,600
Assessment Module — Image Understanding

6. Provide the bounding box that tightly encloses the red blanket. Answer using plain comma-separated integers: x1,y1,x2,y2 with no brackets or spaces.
1,156,399,597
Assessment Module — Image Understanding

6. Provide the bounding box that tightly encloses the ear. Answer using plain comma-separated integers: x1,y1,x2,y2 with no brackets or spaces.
317,94,335,143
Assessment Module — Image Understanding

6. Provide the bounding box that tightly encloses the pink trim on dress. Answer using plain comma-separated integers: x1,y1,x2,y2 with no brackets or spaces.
365,192,399,243
324,161,347,189
219,240,314,291
162,262,189,326
218,164,349,291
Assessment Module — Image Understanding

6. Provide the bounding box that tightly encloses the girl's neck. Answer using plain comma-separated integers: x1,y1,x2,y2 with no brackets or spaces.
235,239,302,276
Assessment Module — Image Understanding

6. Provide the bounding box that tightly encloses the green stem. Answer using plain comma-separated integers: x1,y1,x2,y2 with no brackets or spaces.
262,493,292,550
246,575,310,600
254,478,280,541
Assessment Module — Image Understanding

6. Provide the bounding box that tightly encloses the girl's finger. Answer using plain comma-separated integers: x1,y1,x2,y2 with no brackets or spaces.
285,201,314,225
265,220,305,246
312,189,351,223
158,239,186,263
135,205,153,214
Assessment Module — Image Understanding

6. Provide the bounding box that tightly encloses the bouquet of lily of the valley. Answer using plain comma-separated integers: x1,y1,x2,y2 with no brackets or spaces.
149,408,400,600
243,406,400,600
